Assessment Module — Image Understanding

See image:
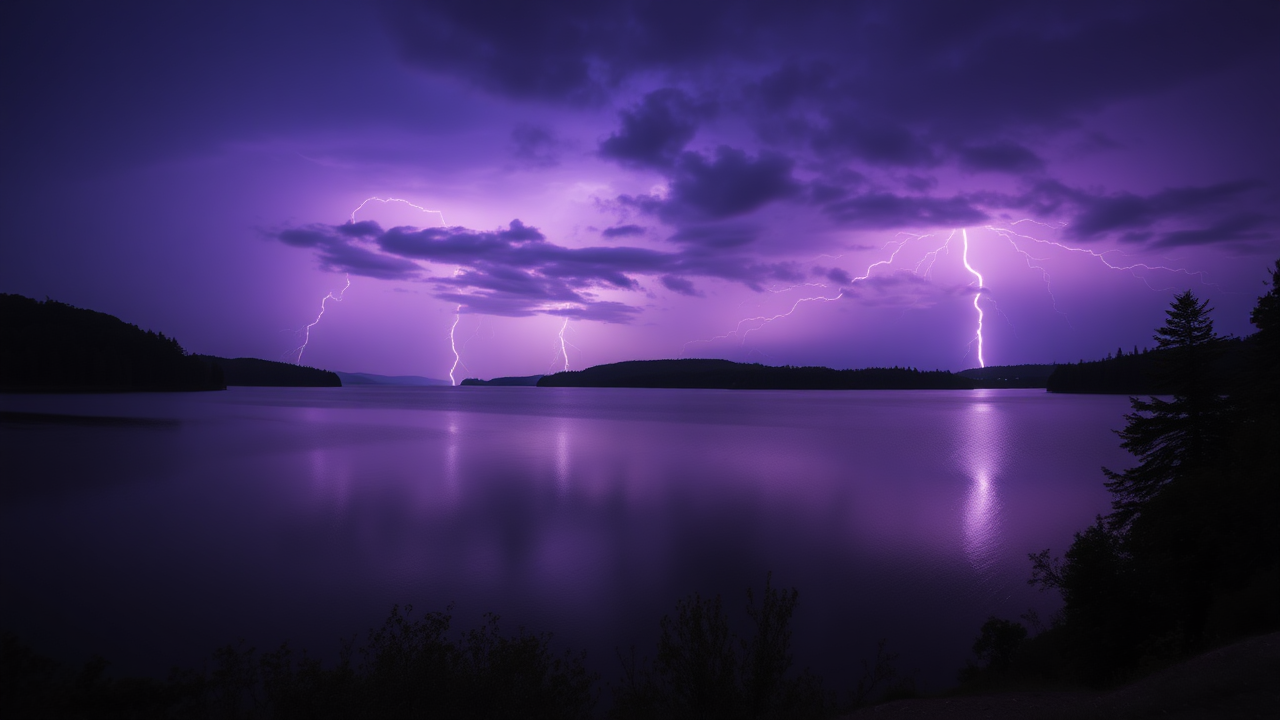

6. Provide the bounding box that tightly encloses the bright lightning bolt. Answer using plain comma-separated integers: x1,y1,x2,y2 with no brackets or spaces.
558,319,570,371
961,228,986,368
446,267,468,386
850,236,912,282
913,230,955,277
350,196,447,226
684,238,917,352
680,217,1217,371
347,197,468,384
547,315,581,373
448,305,463,386
293,274,350,365
684,235,939,354
985,226,1072,326
992,222,1215,292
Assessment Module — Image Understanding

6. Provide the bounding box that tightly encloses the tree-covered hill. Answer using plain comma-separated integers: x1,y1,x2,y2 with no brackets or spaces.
538,359,975,390
460,374,543,386
1045,337,1248,394
957,363,1057,388
192,356,340,388
0,294,224,392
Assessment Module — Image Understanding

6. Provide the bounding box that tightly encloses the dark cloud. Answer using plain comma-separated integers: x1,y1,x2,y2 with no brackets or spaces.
750,61,837,111
667,224,758,249
901,175,938,193
811,115,936,167
825,267,852,285
381,0,612,103
957,143,1044,174
382,1,1277,189
808,182,851,204
625,147,798,222
971,179,1272,247
380,0,794,103
601,224,646,238
599,88,703,168
823,193,988,229
511,123,560,167
670,147,798,219
273,218,815,318
1151,213,1271,249
276,225,423,280
335,220,385,238
1063,180,1264,239
660,275,701,296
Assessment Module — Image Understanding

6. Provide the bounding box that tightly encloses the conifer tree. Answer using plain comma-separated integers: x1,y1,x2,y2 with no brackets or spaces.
1103,291,1225,528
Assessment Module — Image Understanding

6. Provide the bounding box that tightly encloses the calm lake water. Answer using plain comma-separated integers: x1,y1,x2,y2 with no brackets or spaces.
0,387,1130,691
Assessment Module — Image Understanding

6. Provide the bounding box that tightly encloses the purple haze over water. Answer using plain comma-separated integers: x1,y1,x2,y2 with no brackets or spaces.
1,387,1128,691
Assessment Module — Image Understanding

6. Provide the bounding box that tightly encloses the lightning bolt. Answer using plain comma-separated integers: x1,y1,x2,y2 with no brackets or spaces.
446,268,468,386
993,221,1216,292
961,228,986,368
685,234,951,354
448,305,464,386
350,196,447,226
347,197,468,384
293,274,350,365
984,225,1071,326
914,230,955,277
558,319,570,372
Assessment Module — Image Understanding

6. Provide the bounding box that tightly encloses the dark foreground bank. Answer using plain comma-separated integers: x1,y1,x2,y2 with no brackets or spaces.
5,599,1276,720
844,631,1280,720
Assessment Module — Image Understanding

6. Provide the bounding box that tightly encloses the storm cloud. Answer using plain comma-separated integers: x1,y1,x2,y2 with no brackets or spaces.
274,219,815,319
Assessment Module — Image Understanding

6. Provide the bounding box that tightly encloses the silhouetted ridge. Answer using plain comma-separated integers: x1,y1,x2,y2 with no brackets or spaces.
194,356,341,387
0,293,224,392
460,374,543,386
958,363,1057,388
538,359,974,390
1045,338,1246,394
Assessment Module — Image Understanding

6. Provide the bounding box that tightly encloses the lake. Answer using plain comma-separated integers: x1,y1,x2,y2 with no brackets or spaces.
0,387,1130,692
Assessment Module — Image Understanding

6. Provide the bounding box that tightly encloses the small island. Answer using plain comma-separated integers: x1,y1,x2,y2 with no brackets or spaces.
460,374,543,386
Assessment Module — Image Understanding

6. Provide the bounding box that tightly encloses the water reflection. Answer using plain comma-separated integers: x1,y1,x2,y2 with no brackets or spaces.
0,386,1125,691
308,446,352,508
444,411,462,500
958,398,1005,578
555,423,570,496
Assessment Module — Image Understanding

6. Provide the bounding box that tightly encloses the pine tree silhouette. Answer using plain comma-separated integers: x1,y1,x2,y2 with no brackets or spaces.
1103,291,1227,528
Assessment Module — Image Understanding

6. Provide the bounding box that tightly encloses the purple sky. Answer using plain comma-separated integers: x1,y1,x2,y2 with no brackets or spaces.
3,1,1278,380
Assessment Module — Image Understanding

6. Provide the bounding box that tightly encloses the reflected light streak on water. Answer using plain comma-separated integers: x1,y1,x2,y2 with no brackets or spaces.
958,398,1006,593
555,424,571,496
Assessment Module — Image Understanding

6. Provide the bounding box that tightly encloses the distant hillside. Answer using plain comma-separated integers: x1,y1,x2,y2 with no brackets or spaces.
460,375,543,386
195,356,340,387
959,363,1058,388
1045,338,1247,394
0,294,225,392
538,359,975,390
337,371,450,387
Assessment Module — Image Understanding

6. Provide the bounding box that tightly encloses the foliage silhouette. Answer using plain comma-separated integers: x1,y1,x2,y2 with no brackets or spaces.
611,573,827,719
2,605,596,720
1,293,224,392
194,355,341,387
1020,264,1280,686
1103,290,1229,529
969,617,1028,675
